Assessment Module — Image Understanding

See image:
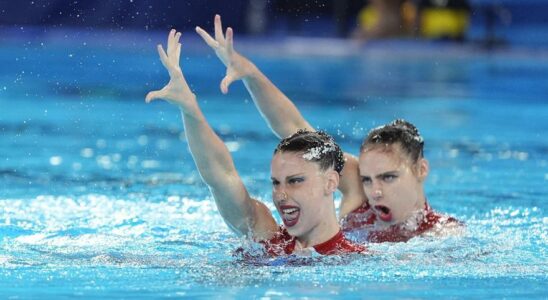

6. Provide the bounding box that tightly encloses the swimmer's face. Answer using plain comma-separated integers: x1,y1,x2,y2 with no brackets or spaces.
359,143,428,225
270,151,338,240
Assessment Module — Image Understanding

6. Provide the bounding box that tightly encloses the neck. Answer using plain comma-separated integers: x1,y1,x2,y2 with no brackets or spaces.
296,212,340,249
397,196,429,232
415,186,427,210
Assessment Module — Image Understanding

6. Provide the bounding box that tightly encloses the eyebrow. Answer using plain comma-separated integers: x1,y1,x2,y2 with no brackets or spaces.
375,171,398,179
361,170,399,179
271,173,306,181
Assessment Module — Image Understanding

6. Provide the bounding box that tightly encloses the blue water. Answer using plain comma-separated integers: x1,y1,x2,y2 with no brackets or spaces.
1,29,547,298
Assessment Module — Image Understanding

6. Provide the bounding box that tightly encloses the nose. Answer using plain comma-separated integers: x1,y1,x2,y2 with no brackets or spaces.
371,181,383,201
273,188,288,202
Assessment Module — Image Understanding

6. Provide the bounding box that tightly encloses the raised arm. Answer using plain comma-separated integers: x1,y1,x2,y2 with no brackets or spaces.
196,15,313,138
145,29,277,240
196,16,368,219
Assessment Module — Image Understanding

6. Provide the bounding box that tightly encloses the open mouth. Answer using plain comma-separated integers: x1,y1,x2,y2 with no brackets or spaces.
280,205,300,227
374,205,393,222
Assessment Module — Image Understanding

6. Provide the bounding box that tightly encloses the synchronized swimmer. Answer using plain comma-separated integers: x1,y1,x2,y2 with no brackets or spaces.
145,29,364,256
146,15,462,257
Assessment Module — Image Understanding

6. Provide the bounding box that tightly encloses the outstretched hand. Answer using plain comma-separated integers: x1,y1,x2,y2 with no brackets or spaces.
145,29,195,109
196,14,255,94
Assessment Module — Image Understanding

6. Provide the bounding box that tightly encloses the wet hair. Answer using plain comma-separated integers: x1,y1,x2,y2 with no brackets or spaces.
360,119,424,163
274,129,345,175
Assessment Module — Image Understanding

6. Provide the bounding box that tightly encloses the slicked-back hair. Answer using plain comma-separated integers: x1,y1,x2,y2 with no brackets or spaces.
275,129,345,175
360,119,425,163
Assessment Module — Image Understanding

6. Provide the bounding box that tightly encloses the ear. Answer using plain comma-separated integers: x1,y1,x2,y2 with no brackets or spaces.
417,158,429,182
324,170,340,195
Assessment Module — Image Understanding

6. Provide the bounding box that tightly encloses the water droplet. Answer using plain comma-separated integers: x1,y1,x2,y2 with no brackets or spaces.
72,162,82,171
49,156,63,166
225,141,240,152
138,135,148,146
141,160,159,169
80,148,94,158
96,139,107,149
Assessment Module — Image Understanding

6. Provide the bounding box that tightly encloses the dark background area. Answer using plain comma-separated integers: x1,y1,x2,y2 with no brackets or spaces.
0,1,248,32
1,0,548,47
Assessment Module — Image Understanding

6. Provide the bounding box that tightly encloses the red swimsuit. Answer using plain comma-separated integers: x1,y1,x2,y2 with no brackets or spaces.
260,227,366,256
342,202,460,243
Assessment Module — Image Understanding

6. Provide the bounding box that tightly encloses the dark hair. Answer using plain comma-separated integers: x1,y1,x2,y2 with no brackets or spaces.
360,119,424,163
275,129,345,175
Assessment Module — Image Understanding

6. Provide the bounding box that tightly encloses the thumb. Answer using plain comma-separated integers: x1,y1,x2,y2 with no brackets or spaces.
145,90,165,103
220,74,235,94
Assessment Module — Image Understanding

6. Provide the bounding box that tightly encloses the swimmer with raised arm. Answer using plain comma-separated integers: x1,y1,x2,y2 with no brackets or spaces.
195,15,366,220
196,15,461,243
146,29,364,256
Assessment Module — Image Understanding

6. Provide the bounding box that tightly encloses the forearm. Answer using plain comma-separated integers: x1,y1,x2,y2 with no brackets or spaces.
196,20,312,138
179,99,237,186
242,61,314,138
180,101,272,237
338,154,368,219
179,101,277,238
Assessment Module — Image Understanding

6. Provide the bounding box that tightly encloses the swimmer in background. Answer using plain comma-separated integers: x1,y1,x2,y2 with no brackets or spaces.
145,29,364,256
340,119,461,242
196,15,462,243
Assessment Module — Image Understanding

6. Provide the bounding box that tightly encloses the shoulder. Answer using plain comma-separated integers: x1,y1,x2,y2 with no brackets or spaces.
421,209,465,237
314,230,366,255
233,226,294,259
249,198,280,241
338,235,367,254
426,209,463,227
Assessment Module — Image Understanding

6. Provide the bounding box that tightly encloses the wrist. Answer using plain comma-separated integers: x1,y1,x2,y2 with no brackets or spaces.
176,93,198,113
240,59,260,81
228,52,255,79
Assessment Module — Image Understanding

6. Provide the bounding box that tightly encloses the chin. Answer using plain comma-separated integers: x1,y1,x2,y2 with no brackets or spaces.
288,223,314,240
285,224,302,237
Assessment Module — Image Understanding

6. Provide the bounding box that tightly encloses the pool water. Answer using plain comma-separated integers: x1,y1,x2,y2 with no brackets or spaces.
1,29,547,298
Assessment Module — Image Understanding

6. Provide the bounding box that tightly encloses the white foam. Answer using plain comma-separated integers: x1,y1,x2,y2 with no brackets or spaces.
301,144,335,161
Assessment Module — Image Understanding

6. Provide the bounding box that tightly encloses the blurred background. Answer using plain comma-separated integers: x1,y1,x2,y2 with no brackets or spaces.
1,0,547,47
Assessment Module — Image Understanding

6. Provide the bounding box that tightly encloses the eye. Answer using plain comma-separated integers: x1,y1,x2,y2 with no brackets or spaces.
382,174,397,182
361,176,372,186
288,177,304,184
271,179,280,186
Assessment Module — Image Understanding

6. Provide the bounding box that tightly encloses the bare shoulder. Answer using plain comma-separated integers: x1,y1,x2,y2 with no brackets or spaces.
249,197,279,241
